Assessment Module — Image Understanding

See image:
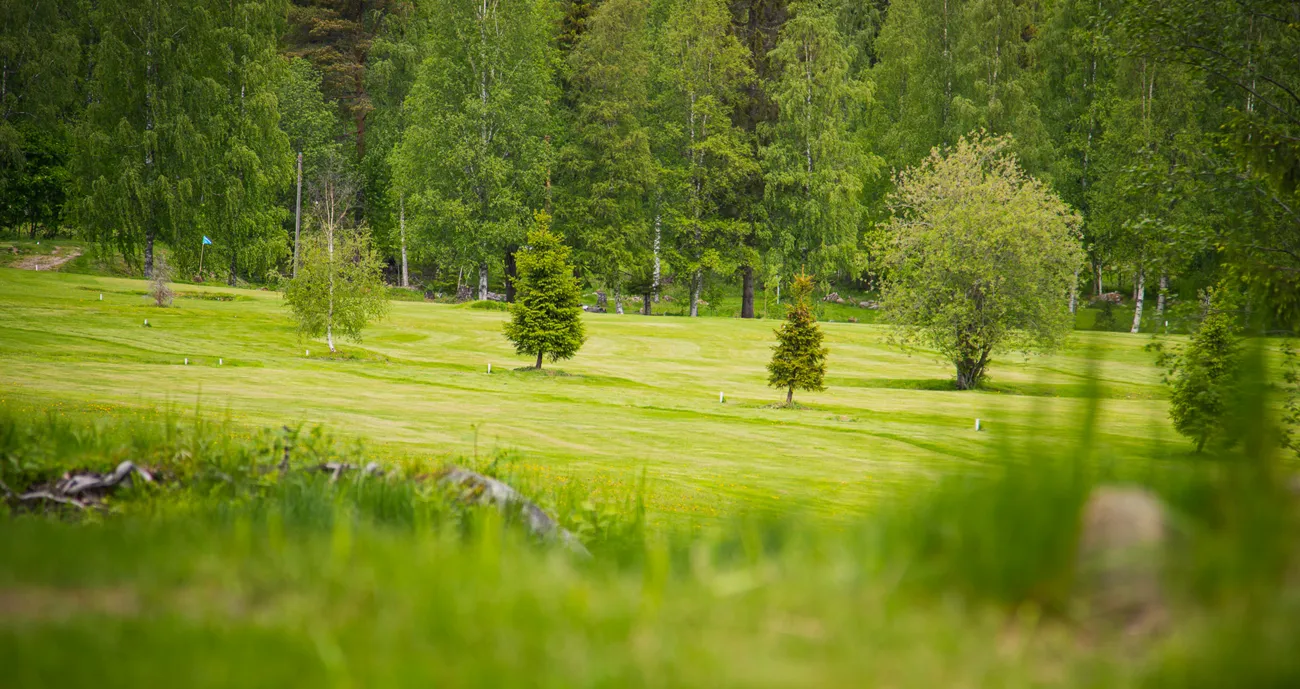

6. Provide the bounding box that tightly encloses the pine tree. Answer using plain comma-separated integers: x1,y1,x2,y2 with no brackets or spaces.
504,212,587,369
1157,293,1241,452
767,272,828,405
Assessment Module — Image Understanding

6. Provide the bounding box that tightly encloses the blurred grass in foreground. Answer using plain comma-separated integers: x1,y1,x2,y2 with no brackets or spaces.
1,347,1297,688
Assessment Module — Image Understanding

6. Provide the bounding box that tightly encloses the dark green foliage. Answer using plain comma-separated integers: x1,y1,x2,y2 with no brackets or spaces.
1153,295,1241,451
504,212,587,369
767,272,827,404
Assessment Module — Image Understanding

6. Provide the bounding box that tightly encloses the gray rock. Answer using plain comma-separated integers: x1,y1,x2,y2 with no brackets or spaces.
1076,485,1169,635
437,467,591,559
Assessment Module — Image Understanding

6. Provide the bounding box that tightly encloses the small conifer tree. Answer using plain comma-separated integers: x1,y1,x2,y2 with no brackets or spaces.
504,212,587,369
768,272,828,405
1154,291,1241,451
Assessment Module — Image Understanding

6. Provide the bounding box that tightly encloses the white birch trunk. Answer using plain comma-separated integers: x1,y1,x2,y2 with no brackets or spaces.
327,222,336,352
478,263,488,301
399,196,408,288
690,270,701,317
652,213,661,301
1156,271,1168,318
1130,268,1145,334
615,285,624,315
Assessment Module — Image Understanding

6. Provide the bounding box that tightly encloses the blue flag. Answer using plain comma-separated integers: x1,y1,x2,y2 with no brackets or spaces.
202,236,212,245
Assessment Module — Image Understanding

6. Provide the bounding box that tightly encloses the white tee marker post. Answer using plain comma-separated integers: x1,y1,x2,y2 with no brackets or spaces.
184,358,189,366
99,294,103,301
488,363,492,373
975,418,982,432
719,391,725,403
219,358,223,366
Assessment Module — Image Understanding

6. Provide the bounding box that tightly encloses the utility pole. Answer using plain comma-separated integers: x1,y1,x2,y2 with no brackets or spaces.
293,151,303,278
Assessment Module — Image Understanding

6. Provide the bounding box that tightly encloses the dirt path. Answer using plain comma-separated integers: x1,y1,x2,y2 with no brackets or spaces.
11,246,82,271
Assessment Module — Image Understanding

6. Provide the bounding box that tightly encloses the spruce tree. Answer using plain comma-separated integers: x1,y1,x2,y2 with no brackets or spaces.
768,272,828,405
504,212,587,369
1158,294,1241,452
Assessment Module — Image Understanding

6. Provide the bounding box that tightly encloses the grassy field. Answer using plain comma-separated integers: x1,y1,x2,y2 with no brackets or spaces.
3,264,1296,688
0,266,1179,517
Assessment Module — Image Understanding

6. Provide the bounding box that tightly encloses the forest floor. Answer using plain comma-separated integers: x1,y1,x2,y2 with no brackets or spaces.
3,266,1295,688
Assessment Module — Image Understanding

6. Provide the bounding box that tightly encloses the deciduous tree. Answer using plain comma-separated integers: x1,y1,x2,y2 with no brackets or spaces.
880,133,1084,390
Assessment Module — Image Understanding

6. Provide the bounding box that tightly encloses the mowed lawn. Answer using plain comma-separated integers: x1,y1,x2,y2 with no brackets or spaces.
0,267,1175,516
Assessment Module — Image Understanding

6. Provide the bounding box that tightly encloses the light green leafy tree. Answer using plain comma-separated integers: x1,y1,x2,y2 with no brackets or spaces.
767,272,828,405
504,212,587,369
284,155,388,353
880,133,1084,390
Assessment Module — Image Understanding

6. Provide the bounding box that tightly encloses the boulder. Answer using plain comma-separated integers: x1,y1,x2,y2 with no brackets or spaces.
1076,485,1170,635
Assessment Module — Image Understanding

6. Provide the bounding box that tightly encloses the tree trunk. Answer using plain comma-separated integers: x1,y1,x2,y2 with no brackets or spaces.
954,346,991,390
741,265,755,318
642,291,653,315
228,247,238,286
327,224,336,352
535,351,543,369
1094,262,1103,296
1156,271,1168,318
652,213,661,302
1130,268,1145,334
504,245,518,302
1069,269,1079,315
144,226,155,279
614,284,624,315
786,386,793,405
478,263,488,301
294,152,303,279
399,195,408,288
690,270,701,317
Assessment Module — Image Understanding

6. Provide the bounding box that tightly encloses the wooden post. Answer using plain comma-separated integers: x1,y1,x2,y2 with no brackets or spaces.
293,151,303,278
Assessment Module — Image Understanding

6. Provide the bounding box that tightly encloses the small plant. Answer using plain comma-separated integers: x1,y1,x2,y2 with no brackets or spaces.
1150,290,1241,452
767,272,828,405
149,258,174,307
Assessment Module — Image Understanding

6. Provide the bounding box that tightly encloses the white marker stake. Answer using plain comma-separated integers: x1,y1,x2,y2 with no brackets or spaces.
719,391,725,403
144,319,149,327
305,349,309,357
975,418,982,432
219,358,223,366
99,294,103,301
184,358,189,365
488,363,492,373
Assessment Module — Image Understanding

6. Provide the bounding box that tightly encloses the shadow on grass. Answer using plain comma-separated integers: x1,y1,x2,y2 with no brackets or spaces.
829,376,1160,399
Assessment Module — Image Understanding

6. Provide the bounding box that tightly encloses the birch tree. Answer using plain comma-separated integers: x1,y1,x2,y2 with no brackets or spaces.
654,0,756,317
72,0,212,277
392,0,557,301
284,152,388,353
764,1,874,280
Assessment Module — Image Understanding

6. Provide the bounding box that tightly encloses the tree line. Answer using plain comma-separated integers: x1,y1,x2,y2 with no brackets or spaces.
3,0,1298,327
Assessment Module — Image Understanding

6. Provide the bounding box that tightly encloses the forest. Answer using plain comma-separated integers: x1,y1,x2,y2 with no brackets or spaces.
3,0,1298,330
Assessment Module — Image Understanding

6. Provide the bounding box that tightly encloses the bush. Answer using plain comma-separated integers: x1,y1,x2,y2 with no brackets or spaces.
1152,293,1241,451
